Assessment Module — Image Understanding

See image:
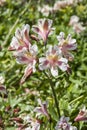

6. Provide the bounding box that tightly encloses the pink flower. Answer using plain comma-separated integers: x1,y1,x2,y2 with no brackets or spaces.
74,106,87,122
32,19,54,45
34,99,50,119
9,24,31,51
13,44,38,84
57,32,77,61
39,45,69,77
55,116,77,130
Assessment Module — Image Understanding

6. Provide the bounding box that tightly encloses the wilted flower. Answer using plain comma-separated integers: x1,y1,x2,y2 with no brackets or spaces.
55,116,77,130
9,24,31,51
74,106,87,122
32,19,54,45
39,45,69,77
57,32,77,61
13,44,38,84
34,99,50,119
38,5,53,16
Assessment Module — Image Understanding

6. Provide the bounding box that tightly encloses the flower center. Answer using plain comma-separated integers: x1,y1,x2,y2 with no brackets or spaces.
47,54,58,62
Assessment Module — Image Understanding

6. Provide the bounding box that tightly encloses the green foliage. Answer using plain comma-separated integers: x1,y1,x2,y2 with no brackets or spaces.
0,0,87,129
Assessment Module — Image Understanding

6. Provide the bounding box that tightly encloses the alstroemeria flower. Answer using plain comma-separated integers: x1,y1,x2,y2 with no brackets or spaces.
57,32,77,61
34,99,50,119
39,45,69,77
13,44,38,84
55,116,77,130
32,19,54,45
9,24,31,51
74,106,87,122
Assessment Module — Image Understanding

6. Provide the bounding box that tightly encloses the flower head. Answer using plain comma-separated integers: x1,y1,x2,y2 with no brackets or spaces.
9,24,31,51
74,106,87,122
39,45,69,77
34,99,50,119
13,44,38,84
55,116,77,130
32,19,54,45
57,32,77,61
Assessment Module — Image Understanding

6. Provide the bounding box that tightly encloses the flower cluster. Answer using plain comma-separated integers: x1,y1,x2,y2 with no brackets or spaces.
38,0,83,16
55,116,77,130
9,19,77,83
12,99,49,130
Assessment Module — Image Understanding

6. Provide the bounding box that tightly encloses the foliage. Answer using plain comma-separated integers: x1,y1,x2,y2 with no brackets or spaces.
0,0,87,129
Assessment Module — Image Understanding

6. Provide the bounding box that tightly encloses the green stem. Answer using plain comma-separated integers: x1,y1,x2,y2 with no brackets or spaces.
69,95,84,105
44,72,61,118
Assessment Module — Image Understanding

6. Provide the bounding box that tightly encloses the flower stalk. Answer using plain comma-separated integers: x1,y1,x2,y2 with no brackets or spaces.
44,72,60,118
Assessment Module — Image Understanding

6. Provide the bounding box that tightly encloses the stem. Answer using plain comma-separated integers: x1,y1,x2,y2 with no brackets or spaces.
44,72,61,118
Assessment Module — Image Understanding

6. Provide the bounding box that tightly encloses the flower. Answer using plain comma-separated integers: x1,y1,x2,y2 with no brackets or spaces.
13,44,38,84
38,5,53,16
69,15,79,26
39,45,69,77
57,32,77,61
32,19,54,45
34,99,50,119
55,116,77,130
53,1,68,11
9,24,31,51
74,106,87,122
69,15,85,34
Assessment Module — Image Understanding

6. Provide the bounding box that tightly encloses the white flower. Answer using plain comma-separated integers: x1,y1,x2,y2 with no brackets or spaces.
57,32,77,61
32,19,54,45
39,45,69,77
9,24,31,51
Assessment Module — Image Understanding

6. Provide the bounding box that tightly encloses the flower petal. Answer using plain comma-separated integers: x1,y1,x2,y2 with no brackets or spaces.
20,65,33,84
51,67,58,77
